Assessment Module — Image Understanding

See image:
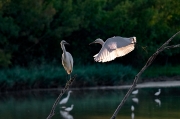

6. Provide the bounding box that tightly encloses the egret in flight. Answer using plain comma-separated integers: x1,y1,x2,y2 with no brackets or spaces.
59,91,72,105
89,36,136,62
60,40,73,78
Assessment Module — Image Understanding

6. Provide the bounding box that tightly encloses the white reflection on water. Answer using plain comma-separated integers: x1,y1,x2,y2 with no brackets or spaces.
132,97,139,104
131,105,135,111
155,99,161,107
154,89,161,96
59,91,72,105
60,110,74,119
132,89,139,95
131,112,135,119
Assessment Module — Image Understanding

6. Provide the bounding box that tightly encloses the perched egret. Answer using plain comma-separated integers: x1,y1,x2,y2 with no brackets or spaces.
154,89,161,96
155,99,161,106
60,40,73,78
89,36,136,62
59,91,72,105
64,104,74,112
132,89,139,95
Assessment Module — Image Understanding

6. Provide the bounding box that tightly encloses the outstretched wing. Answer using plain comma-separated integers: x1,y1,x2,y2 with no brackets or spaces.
94,36,136,62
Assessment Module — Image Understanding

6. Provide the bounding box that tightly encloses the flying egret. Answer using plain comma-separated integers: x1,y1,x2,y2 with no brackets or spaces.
60,40,73,78
154,89,161,96
89,36,136,62
59,91,72,105
64,104,74,112
132,89,139,95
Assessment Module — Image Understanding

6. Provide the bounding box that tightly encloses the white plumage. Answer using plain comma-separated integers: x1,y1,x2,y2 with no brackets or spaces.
60,40,73,75
90,36,136,62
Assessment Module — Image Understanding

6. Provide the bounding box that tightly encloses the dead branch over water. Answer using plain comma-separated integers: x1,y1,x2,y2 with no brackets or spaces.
111,31,180,119
46,75,76,119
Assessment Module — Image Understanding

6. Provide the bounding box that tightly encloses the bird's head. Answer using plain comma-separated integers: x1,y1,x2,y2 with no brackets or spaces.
89,38,104,45
60,40,69,46
131,37,136,44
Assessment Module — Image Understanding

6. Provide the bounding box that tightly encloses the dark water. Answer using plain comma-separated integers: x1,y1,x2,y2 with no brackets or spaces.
0,87,180,119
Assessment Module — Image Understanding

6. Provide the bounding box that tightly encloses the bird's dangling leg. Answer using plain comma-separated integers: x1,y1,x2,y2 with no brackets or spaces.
69,74,71,80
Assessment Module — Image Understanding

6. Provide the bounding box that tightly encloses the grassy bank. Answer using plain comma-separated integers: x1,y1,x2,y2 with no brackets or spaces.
0,64,180,91
0,64,137,91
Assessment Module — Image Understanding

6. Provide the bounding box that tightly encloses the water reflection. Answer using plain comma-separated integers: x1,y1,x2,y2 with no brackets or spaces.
131,105,135,111
60,110,74,119
0,87,180,119
131,112,134,119
132,97,139,104
132,89,139,95
59,91,72,105
155,99,161,107
154,88,161,96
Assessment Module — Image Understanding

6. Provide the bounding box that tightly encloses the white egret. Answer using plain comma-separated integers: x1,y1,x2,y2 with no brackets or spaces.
59,91,72,105
132,89,139,95
155,99,161,106
64,104,74,112
89,36,136,62
60,40,73,77
154,89,161,96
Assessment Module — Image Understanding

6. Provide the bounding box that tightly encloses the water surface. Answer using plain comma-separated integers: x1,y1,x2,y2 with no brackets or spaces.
0,87,180,119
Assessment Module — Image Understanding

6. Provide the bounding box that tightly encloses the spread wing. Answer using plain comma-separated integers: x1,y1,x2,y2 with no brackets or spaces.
94,36,136,62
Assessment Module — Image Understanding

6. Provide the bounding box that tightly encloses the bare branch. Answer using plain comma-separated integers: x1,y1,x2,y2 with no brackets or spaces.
110,31,180,119
46,75,76,119
165,44,180,49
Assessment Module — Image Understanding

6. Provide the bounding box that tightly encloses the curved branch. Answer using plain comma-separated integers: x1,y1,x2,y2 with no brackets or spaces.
110,31,180,119
46,75,76,119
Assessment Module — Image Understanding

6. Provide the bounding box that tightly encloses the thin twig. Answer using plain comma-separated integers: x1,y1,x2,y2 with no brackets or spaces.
110,31,180,119
46,75,76,119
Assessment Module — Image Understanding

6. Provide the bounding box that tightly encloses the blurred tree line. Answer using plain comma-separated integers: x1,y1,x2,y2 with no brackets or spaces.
0,0,180,68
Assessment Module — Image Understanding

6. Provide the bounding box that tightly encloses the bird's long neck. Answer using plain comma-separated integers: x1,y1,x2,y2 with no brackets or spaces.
61,43,67,54
99,40,104,45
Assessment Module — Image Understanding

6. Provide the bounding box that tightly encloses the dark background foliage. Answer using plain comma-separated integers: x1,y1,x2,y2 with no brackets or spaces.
0,0,180,68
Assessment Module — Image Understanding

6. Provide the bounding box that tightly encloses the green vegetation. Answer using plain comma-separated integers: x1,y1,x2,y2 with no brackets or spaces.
0,63,137,91
1,63,180,91
143,65,180,78
0,0,180,68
